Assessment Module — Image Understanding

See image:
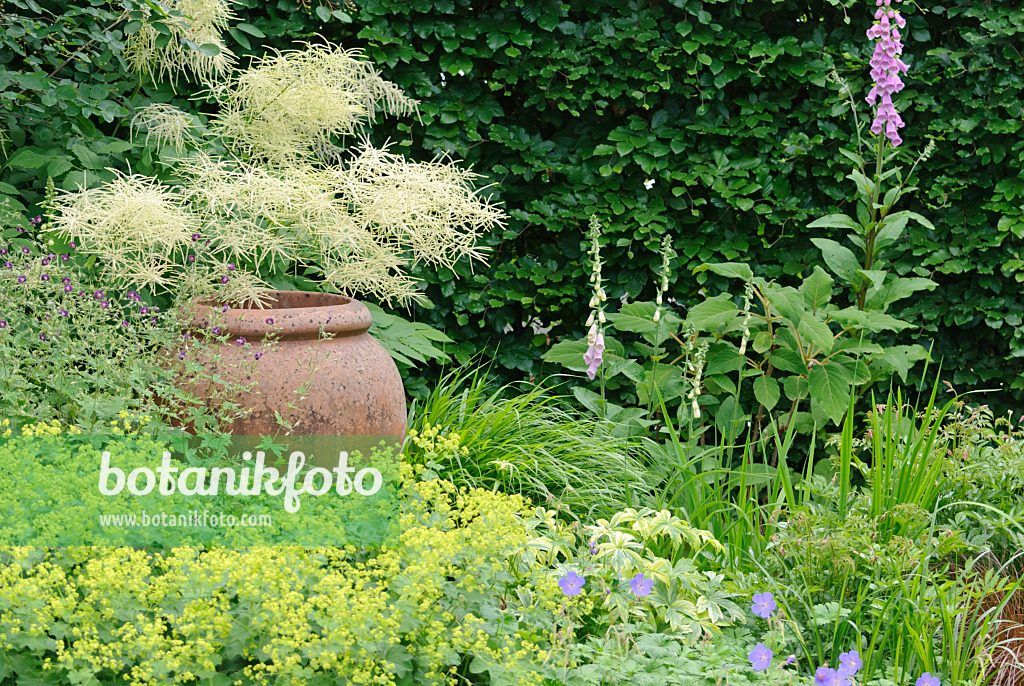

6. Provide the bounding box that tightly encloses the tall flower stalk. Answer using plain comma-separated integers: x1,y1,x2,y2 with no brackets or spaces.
584,216,607,386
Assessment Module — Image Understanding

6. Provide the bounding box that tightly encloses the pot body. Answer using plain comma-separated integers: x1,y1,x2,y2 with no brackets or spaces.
180,291,406,438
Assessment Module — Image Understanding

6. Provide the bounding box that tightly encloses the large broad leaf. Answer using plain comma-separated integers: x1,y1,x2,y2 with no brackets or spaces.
694,262,753,281
784,375,809,401
714,396,747,441
764,284,805,326
831,354,871,384
606,301,681,345
704,342,745,375
869,344,931,382
541,336,625,371
797,316,834,355
867,276,938,310
830,307,913,333
807,213,862,231
810,238,861,286
753,375,780,411
808,362,853,425
769,347,808,375
800,266,834,311
637,365,686,405
685,293,739,333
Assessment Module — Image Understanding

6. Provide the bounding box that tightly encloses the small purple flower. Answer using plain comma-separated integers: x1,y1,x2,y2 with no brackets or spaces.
59,309,69,317
3,262,11,269
0,320,6,328
39,333,46,341
69,241,76,249
16,227,24,233
191,233,201,241
128,291,138,301
786,655,796,665
751,592,777,619
41,258,49,266
100,300,109,309
917,674,940,686
815,667,852,686
254,352,263,360
839,650,861,675
236,337,246,346
220,276,230,284
62,277,70,284
221,304,229,313
121,320,129,327
0,248,6,255
41,273,49,281
187,254,196,263
227,263,235,271
140,306,150,314
21,247,29,254
16,275,26,283
31,215,41,225
748,644,772,672
815,668,834,686
151,307,159,313
94,290,103,299
212,326,221,335
178,350,186,360
558,571,586,597
61,254,69,262
629,572,653,597
265,317,274,325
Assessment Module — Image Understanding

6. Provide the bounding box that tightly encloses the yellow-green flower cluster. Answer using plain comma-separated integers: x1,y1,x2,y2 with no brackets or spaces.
0,475,558,686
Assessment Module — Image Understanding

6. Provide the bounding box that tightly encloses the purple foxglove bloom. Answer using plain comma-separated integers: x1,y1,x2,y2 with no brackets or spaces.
748,643,772,671
558,570,586,597
629,572,654,597
917,674,940,686
584,324,605,380
865,0,908,146
839,650,861,674
751,591,777,618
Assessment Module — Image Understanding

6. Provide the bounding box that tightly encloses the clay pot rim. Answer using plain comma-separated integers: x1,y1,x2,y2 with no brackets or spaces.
185,290,372,340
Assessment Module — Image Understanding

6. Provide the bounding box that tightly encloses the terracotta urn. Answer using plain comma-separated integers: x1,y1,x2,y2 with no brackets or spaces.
179,290,406,439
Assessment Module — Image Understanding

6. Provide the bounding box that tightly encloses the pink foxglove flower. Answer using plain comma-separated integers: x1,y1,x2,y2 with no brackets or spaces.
584,323,605,380
865,0,909,147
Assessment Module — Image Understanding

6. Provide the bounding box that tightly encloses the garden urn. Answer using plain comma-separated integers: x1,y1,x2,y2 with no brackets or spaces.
178,290,406,441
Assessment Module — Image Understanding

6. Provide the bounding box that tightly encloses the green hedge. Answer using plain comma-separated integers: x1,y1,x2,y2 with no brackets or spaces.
310,0,1024,408
3,0,1023,408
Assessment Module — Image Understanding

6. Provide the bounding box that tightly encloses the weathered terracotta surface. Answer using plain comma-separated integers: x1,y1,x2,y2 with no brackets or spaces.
181,291,406,438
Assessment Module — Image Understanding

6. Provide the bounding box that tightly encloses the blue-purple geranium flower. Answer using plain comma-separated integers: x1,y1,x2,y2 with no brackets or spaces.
748,643,772,671
751,591,777,618
558,571,586,597
629,572,653,597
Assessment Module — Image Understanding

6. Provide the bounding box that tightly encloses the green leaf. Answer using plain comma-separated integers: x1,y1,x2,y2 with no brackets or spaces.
810,238,862,286
196,43,221,57
764,284,804,326
797,317,834,355
685,293,739,333
71,144,104,170
541,337,625,371
807,214,861,231
867,276,938,310
869,344,930,382
606,301,681,345
694,262,753,281
783,375,809,401
801,266,833,311
830,307,913,333
315,5,332,21
704,343,745,375
4,148,49,169
235,23,266,37
752,330,772,354
753,375,780,411
808,361,853,425
769,348,808,375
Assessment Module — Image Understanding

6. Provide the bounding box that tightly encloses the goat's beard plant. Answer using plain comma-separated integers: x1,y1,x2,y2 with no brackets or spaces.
47,43,504,308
